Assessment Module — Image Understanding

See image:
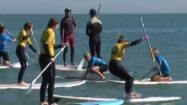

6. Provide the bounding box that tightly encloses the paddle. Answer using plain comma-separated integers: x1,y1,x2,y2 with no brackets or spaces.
0,23,31,59
26,45,66,95
77,58,85,71
140,16,155,61
31,32,40,54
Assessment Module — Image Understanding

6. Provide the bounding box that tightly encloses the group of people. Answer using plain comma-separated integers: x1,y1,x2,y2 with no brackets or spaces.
0,7,173,105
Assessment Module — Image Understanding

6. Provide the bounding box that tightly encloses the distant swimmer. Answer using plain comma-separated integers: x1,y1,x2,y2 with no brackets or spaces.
150,48,172,81
82,53,107,80
86,8,102,58
108,35,148,99
60,8,77,66
16,22,38,86
0,24,16,67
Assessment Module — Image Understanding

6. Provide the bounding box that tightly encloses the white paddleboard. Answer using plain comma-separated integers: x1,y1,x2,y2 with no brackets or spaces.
0,62,21,69
0,62,28,69
70,99,124,105
109,79,187,85
53,95,181,103
55,64,85,71
65,77,187,85
0,80,86,90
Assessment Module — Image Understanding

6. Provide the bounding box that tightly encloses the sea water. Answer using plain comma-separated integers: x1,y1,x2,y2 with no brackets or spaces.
0,14,187,105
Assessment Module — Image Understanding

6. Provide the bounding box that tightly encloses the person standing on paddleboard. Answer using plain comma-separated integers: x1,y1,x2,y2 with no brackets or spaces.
0,25,16,66
150,48,172,81
86,8,102,58
16,22,38,86
39,18,66,105
60,8,77,66
82,52,107,80
108,35,148,98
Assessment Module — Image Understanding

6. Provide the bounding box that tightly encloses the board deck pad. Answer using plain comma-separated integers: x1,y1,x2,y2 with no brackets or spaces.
55,64,82,71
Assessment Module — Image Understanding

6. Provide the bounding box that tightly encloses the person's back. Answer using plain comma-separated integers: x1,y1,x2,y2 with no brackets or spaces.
87,17,102,41
0,33,12,51
155,54,171,77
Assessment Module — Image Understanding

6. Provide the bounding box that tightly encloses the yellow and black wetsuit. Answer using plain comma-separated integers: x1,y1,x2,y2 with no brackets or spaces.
108,38,143,95
39,28,56,104
16,29,36,83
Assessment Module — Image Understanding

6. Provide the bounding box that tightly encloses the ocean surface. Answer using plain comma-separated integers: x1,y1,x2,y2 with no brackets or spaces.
0,14,187,105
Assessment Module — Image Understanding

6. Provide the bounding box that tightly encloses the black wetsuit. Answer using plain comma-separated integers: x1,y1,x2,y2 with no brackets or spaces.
86,17,102,58
60,16,77,65
109,38,143,95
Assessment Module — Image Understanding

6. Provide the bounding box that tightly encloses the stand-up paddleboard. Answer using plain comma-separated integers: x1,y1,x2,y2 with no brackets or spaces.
65,76,187,85
56,64,85,71
53,95,181,103
70,99,124,105
0,80,86,90
109,79,187,85
0,62,25,69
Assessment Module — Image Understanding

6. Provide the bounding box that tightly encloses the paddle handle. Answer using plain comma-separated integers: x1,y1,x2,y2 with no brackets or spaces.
26,45,66,95
140,17,155,62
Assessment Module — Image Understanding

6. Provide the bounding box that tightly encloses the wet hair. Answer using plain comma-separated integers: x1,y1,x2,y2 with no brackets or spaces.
47,18,59,28
152,48,159,54
84,52,91,58
0,25,5,34
90,8,96,17
117,35,125,43
24,22,33,30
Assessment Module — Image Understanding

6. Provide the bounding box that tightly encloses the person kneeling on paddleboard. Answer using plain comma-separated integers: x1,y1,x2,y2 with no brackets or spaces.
82,53,107,80
0,25,16,66
150,48,172,81
108,35,148,99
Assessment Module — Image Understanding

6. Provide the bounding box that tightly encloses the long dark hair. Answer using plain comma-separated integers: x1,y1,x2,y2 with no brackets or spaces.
24,22,32,30
47,18,59,28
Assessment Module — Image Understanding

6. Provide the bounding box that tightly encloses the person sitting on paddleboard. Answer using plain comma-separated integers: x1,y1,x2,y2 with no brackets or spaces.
150,48,172,81
0,25,16,66
108,35,148,99
16,22,38,86
82,52,107,80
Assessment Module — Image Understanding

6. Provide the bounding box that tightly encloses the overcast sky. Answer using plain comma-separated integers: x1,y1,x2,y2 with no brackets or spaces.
1,0,187,14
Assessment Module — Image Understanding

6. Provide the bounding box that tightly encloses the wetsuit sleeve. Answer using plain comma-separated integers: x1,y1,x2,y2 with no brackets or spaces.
86,21,91,36
129,38,144,47
60,19,64,42
29,44,37,53
54,44,64,49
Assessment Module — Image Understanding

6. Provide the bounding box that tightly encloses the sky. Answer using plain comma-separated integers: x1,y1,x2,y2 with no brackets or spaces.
1,0,187,14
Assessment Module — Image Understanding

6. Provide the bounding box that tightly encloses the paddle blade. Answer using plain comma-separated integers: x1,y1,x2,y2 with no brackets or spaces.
77,58,85,71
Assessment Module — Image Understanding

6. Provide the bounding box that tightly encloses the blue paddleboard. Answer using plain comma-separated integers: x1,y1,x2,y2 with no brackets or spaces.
75,99,124,105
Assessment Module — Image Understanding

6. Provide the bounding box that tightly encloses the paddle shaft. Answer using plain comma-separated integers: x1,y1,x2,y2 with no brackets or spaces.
26,46,66,95
31,33,40,53
139,70,154,81
97,0,102,16
140,17,155,62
